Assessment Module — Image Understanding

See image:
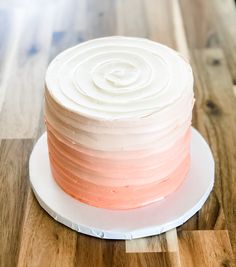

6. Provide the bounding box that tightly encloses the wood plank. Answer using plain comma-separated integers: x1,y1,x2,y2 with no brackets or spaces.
0,139,33,267
17,191,77,267
0,8,10,79
49,0,87,60
171,0,189,58
126,229,179,253
35,107,46,140
86,0,117,38
144,0,176,48
213,0,236,44
179,0,219,48
75,235,123,267
125,229,181,266
124,252,180,267
75,234,181,267
212,0,236,83
179,0,236,83
0,7,26,113
116,0,147,37
178,230,234,267
233,84,236,97
179,49,236,255
0,6,54,139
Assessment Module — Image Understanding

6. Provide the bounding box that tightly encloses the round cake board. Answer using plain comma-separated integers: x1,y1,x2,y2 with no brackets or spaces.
29,127,214,240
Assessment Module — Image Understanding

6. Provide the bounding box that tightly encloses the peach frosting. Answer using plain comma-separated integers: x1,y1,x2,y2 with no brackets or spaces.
44,36,194,209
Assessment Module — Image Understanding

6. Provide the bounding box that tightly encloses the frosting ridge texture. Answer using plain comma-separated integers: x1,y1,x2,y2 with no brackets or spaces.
45,36,194,209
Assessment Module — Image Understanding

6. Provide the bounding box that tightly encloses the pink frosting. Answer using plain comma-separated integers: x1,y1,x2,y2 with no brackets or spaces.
46,124,191,209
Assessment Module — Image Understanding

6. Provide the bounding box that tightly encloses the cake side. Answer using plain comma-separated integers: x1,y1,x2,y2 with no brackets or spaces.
44,36,194,209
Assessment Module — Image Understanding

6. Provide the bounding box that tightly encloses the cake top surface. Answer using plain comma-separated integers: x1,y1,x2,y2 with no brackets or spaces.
45,36,193,120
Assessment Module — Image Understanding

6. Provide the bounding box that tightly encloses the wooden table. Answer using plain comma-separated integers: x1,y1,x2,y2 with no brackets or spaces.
0,0,235,266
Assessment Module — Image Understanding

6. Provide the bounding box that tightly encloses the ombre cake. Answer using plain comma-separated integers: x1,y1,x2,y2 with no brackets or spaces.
45,36,194,210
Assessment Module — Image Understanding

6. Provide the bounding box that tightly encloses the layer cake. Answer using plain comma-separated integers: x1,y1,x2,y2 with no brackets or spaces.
45,36,194,209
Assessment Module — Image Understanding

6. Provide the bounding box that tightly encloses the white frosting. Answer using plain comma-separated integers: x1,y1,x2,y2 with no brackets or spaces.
46,36,193,120
45,37,194,151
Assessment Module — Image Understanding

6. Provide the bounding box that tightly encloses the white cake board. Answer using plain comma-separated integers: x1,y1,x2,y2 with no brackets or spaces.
29,127,214,240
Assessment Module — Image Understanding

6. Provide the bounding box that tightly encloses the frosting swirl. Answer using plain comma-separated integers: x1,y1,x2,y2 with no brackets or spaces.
46,36,193,120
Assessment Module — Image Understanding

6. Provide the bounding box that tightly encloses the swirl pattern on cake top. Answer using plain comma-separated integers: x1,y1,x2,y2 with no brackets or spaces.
45,36,194,209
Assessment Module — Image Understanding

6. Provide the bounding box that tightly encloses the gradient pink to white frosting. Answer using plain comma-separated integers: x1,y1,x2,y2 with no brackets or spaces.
44,36,194,209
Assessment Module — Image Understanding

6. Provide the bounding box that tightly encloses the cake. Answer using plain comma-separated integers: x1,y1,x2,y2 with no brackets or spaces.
45,36,194,210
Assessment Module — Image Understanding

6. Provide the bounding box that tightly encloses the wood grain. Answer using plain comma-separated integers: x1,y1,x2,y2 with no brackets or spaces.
171,0,189,58
0,5,54,139
87,0,117,38
0,0,236,266
144,0,176,48
178,230,234,267
0,139,33,267
17,191,77,267
179,0,218,49
192,49,236,250
116,0,147,37
0,7,25,113
126,229,179,253
179,0,236,83
213,0,236,82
